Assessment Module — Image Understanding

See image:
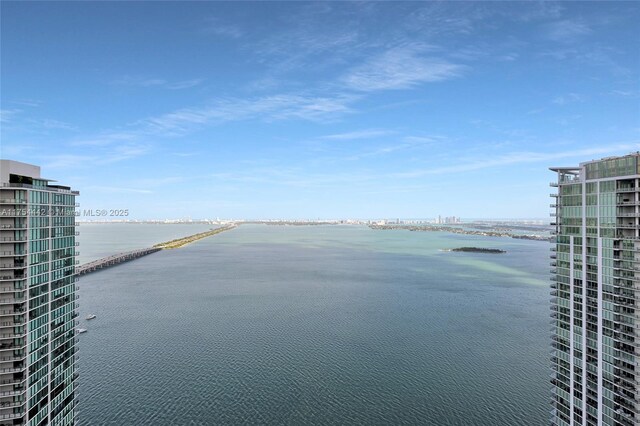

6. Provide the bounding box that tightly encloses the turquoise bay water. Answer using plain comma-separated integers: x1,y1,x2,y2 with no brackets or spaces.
77,224,549,425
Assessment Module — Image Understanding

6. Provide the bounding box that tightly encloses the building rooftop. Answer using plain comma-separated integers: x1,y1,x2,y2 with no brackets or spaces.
550,152,640,181
0,159,78,194
0,159,41,183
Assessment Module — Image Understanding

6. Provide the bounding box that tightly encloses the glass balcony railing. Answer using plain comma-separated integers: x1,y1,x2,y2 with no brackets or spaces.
0,411,25,421
0,199,27,205
616,187,638,193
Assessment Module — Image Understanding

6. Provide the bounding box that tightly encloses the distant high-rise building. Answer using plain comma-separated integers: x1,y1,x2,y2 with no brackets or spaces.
0,160,79,425
550,153,640,425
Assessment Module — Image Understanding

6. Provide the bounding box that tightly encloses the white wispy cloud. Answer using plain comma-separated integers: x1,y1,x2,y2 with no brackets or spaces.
405,3,478,36
556,114,583,126
167,79,204,90
112,76,203,90
544,19,591,43
45,154,97,169
69,132,137,147
250,3,360,75
321,129,393,140
341,45,465,92
392,143,640,178
131,176,188,186
257,30,358,67
552,93,585,105
172,152,199,157
139,93,357,135
54,92,357,169
41,119,78,131
403,136,441,144
610,89,640,98
342,135,442,161
11,99,42,107
526,108,546,115
347,143,414,160
1,111,78,133
0,143,37,157
84,186,154,194
497,53,519,62
113,76,167,87
201,18,243,38
45,143,149,169
100,144,150,164
538,44,630,76
207,167,378,189
514,2,564,22
0,109,21,123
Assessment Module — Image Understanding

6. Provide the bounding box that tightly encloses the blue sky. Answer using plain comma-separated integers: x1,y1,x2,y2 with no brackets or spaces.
1,1,639,220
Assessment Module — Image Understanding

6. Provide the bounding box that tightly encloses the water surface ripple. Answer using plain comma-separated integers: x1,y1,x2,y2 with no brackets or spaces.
77,225,549,425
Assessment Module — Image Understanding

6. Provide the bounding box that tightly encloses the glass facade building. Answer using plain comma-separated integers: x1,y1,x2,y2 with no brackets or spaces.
0,161,78,426
551,153,640,426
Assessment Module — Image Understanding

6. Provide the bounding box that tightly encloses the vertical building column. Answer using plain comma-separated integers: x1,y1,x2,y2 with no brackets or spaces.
597,235,603,425
595,179,604,426
581,177,587,426
47,193,52,426
569,234,575,426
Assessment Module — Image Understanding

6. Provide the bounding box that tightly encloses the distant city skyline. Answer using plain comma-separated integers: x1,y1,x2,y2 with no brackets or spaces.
2,2,639,219
73,217,549,224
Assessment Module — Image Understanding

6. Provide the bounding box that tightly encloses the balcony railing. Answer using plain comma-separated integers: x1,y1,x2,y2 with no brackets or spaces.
0,309,25,317
0,399,26,409
0,276,25,283
1,182,79,195
0,376,25,386
0,332,25,339
0,263,25,269
0,366,26,374
0,252,26,257
0,237,26,242
0,211,26,217
0,411,25,421
617,187,638,193
0,342,26,352
0,388,25,397
0,199,27,205
0,320,26,329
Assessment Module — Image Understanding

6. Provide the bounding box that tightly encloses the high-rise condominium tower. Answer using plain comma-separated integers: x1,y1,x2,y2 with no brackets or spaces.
0,160,78,426
551,153,640,426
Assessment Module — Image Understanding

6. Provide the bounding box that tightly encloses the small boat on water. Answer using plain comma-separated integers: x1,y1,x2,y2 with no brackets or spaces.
86,314,96,320
77,328,87,334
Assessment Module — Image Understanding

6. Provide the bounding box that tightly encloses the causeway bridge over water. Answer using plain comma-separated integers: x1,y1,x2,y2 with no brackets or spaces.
76,247,161,276
75,224,237,276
